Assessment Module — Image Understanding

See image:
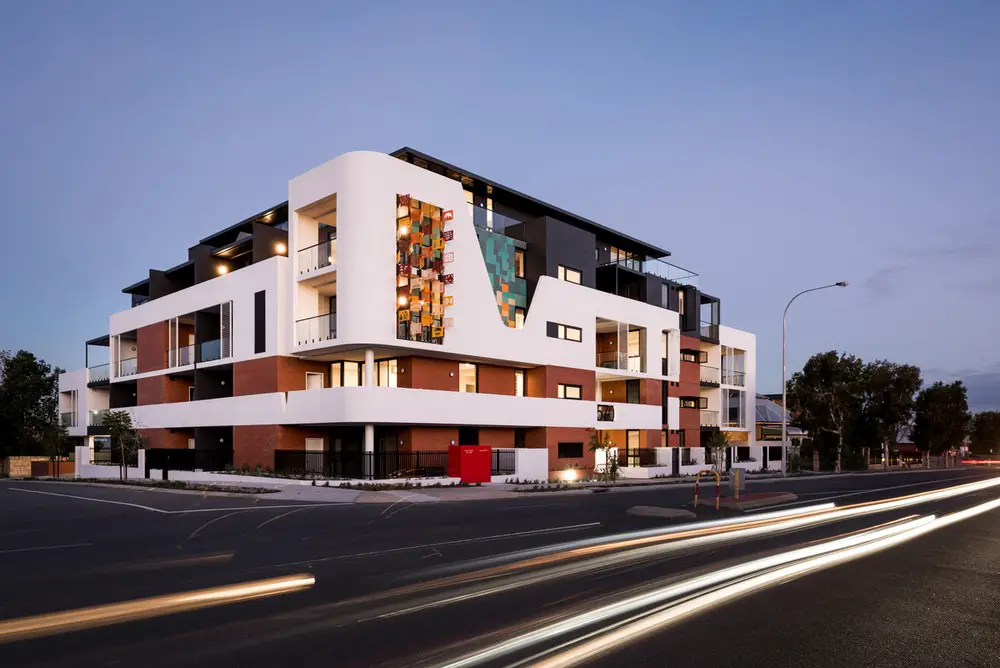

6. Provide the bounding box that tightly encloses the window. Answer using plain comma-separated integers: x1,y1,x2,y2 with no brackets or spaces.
677,429,686,448
721,346,746,386
681,349,708,364
305,438,324,452
376,359,398,387
557,265,582,285
558,442,584,458
459,363,477,393
514,369,525,397
188,386,195,401
514,248,525,278
626,379,640,404
725,389,746,427
306,372,324,391
680,396,707,409
331,361,363,387
547,322,582,342
514,307,525,329
188,438,195,450
254,290,266,353
558,383,582,400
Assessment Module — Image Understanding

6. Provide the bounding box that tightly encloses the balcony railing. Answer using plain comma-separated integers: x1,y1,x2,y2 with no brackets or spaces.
296,313,336,346
89,409,109,427
118,357,137,378
599,254,699,288
700,409,719,427
60,412,76,428
200,339,222,363
595,352,644,372
700,321,719,340
88,363,110,384
468,204,524,234
700,365,720,385
169,344,195,368
297,237,336,275
722,369,746,387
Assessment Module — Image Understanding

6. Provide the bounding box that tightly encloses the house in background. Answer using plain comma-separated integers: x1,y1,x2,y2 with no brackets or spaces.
755,394,807,470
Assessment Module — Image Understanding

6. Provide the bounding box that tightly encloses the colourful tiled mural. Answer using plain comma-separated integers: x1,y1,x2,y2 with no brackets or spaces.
476,228,527,327
396,194,452,344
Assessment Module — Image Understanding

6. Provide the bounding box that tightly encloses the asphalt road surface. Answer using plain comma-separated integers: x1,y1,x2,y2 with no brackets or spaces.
1,468,998,667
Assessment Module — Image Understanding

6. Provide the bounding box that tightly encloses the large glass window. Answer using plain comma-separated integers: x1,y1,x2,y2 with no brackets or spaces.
459,363,477,393
721,346,746,386
376,359,398,387
725,389,746,428
331,361,363,387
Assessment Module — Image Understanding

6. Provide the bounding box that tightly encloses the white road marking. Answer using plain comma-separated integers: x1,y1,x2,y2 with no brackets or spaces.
0,543,92,555
188,511,247,540
255,506,314,530
752,474,985,511
10,488,170,513
263,522,603,569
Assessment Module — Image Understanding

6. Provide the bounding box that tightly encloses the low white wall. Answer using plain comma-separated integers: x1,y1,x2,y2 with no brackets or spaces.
619,465,672,479
514,448,548,482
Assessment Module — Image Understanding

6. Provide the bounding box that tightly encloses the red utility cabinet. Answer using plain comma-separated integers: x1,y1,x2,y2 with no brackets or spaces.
448,445,492,484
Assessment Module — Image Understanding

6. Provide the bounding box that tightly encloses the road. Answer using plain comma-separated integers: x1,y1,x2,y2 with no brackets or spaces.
0,468,998,667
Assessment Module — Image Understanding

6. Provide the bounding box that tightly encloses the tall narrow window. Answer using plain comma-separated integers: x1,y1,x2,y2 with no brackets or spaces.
254,291,266,353
376,359,398,387
514,248,525,278
514,307,525,329
459,363,478,393
514,369,525,397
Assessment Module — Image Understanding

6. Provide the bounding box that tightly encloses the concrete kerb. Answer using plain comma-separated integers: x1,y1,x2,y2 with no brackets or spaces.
626,506,697,520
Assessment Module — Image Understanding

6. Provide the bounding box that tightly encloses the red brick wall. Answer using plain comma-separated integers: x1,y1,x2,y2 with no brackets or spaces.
672,335,704,447
233,425,327,469
233,357,331,396
398,357,459,391
525,366,596,401
141,428,192,449
137,375,192,405
137,322,167,374
544,427,594,475
640,379,662,406
480,428,514,448
398,426,458,452
478,365,515,396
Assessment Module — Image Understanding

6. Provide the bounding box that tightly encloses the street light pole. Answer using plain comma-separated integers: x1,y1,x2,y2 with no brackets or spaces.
782,281,848,476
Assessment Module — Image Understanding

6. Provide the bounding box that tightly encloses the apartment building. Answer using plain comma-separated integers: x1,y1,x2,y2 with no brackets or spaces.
59,148,757,479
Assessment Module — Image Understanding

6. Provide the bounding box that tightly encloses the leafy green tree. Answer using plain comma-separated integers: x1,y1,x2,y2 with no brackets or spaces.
587,429,619,485
969,411,1000,456
0,350,63,458
787,351,864,473
101,410,145,480
704,429,730,474
912,381,969,455
860,361,922,469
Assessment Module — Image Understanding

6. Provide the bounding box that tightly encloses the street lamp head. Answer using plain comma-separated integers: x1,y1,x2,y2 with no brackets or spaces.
835,281,848,287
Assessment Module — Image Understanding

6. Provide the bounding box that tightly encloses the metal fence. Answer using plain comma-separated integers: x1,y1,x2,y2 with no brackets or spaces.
145,448,232,473
491,449,515,475
273,450,450,480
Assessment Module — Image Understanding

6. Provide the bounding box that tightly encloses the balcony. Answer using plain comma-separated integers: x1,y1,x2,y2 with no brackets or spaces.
60,412,76,428
700,409,719,427
200,339,222,363
297,237,336,275
118,357,137,378
296,313,336,346
88,363,110,385
599,253,699,288
89,409,109,427
700,321,719,341
168,344,195,368
468,204,524,234
700,365,720,386
722,368,746,387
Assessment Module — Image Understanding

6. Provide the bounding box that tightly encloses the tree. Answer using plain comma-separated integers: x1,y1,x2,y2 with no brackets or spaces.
969,411,1000,456
860,361,922,469
912,381,969,455
786,351,864,473
587,429,619,485
0,350,63,458
101,410,145,480
40,420,71,477
704,429,730,475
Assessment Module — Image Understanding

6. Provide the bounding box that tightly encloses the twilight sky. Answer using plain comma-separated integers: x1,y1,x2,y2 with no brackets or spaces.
1,1,998,408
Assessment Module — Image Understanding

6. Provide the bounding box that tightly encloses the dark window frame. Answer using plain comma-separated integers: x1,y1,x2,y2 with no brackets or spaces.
557,442,584,458
558,383,583,400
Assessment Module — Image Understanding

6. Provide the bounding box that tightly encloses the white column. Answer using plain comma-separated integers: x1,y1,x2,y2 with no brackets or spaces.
364,349,375,386
363,423,375,480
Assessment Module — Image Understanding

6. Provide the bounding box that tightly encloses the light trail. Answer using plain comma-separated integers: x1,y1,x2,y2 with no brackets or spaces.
0,573,316,644
436,495,1000,668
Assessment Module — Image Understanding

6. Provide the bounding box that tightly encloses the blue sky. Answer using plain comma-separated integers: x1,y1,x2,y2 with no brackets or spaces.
1,1,998,407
